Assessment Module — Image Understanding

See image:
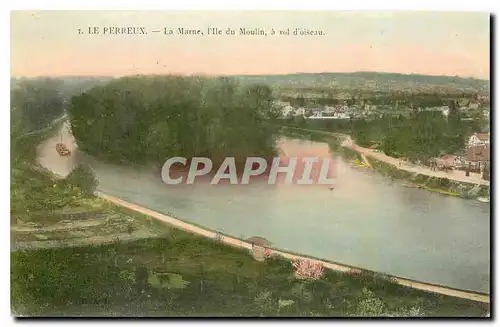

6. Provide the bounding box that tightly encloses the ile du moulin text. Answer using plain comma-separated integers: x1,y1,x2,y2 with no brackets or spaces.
86,26,318,36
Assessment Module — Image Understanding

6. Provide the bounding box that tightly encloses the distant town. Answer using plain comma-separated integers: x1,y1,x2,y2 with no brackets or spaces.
274,95,490,121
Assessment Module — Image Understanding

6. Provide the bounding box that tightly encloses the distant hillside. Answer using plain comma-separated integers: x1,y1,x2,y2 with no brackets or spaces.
232,72,490,93
11,72,489,94
11,76,115,99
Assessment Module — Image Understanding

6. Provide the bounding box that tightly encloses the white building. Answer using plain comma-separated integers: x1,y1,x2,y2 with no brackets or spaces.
282,107,294,117
468,132,490,148
469,102,479,110
295,107,306,116
324,106,336,114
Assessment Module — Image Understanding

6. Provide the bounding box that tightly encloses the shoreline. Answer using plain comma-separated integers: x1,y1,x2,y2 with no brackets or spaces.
281,126,490,199
95,191,490,304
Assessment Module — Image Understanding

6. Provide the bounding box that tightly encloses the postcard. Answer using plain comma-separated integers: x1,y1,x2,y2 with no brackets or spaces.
10,10,490,317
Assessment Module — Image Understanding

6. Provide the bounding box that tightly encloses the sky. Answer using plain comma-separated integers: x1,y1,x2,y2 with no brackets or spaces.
10,11,490,79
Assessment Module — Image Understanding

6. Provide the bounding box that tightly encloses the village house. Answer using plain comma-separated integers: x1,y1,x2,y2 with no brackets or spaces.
468,132,490,148
279,105,294,117
466,144,490,172
435,154,462,170
334,112,350,120
311,107,323,114
469,102,480,110
295,107,306,116
323,106,336,114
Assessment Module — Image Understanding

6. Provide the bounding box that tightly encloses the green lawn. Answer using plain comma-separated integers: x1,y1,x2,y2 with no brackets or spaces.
11,232,488,317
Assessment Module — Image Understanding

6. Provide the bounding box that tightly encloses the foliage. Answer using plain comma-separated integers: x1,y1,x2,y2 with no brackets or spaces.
353,288,386,316
65,164,98,196
11,78,67,164
10,165,83,220
11,119,64,164
11,234,488,317
148,271,190,290
283,111,480,163
11,79,65,135
68,75,281,166
292,259,324,280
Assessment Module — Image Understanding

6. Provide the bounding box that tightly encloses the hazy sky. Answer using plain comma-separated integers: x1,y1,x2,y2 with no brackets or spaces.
11,11,490,78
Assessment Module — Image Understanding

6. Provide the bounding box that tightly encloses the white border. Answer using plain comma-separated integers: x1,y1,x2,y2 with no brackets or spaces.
3,1,497,326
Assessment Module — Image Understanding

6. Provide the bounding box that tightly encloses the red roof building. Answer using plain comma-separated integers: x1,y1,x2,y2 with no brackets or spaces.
467,144,490,162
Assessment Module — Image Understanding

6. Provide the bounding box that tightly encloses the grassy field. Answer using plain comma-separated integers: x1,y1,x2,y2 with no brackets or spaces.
11,232,489,317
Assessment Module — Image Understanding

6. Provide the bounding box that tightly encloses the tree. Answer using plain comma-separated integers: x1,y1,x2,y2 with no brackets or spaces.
65,164,98,196
294,115,306,127
352,119,371,147
11,79,64,133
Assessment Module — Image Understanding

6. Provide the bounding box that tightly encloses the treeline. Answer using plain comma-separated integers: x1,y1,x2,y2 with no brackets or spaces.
368,112,478,162
10,77,109,138
69,75,281,166
282,112,481,162
11,79,65,136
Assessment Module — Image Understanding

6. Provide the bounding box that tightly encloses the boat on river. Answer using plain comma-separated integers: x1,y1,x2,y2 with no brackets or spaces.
403,183,422,189
420,185,460,197
55,143,71,156
477,197,490,203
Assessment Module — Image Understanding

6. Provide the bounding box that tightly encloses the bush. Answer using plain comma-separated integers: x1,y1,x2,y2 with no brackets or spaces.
437,178,451,189
65,164,98,196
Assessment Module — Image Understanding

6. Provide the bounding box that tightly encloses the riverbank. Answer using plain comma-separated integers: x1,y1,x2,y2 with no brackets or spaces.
12,115,67,165
363,155,489,199
280,126,490,199
97,191,490,304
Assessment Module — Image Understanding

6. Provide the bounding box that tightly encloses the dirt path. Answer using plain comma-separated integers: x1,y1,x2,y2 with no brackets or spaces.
291,126,489,186
96,191,489,304
352,144,489,186
12,231,160,251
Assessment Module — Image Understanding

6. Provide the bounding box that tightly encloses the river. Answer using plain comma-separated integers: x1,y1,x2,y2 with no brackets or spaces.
36,123,490,293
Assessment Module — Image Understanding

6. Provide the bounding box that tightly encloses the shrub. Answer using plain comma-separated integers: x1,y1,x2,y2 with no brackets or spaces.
292,259,324,280
66,164,98,196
